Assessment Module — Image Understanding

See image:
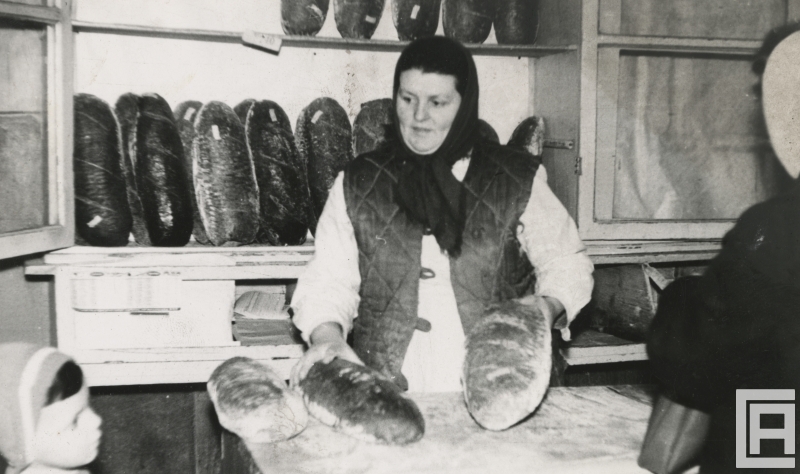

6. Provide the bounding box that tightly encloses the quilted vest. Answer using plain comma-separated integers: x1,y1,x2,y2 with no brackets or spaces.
343,139,540,388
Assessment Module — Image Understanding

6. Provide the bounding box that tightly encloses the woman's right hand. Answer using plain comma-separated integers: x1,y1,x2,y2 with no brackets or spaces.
289,322,363,388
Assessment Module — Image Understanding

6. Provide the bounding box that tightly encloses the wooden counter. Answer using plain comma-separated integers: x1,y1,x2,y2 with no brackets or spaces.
234,386,654,474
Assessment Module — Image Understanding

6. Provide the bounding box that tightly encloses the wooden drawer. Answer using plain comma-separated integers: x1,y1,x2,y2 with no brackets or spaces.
69,272,236,350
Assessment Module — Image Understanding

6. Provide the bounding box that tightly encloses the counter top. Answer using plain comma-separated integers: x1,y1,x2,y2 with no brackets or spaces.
237,386,654,474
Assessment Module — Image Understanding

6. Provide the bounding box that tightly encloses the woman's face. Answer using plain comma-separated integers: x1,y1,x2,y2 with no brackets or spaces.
396,69,462,155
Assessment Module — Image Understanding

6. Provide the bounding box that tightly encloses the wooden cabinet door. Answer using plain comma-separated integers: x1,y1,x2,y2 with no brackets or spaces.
0,0,73,260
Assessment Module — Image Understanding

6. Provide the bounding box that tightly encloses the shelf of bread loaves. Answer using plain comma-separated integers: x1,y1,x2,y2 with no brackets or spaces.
71,20,575,58
71,90,547,252
71,0,570,57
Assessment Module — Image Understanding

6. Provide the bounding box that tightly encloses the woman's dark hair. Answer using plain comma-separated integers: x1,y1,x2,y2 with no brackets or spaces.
393,36,471,96
45,360,84,405
752,21,800,97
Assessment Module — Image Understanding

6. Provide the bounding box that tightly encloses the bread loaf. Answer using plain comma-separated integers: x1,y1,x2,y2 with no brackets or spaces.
233,99,256,125
295,97,353,235
173,100,209,244
114,93,150,245
463,299,552,431
495,0,539,45
392,0,441,41
442,0,493,44
508,116,545,157
208,357,308,444
73,93,132,246
243,100,312,245
352,98,393,157
478,119,499,143
334,0,385,39
298,359,425,444
281,0,329,36
193,101,260,246
135,94,193,246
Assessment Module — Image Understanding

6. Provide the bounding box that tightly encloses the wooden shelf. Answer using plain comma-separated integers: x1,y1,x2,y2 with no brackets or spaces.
586,239,720,264
73,344,303,386
561,330,647,366
597,34,761,55
30,238,720,276
27,243,315,280
71,20,576,57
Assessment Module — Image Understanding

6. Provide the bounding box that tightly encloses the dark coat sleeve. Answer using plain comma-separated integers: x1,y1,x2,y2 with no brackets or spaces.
647,187,800,410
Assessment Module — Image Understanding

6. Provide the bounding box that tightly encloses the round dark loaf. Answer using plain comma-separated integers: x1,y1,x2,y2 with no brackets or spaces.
392,0,441,41
208,357,308,443
281,0,329,36
135,94,193,247
298,359,425,445
114,93,150,245
236,98,293,135
508,116,545,157
442,0,493,44
73,93,132,246
173,100,209,244
244,100,311,245
352,98,393,157
233,98,256,125
494,0,539,45
334,0,385,39
478,119,499,143
295,97,353,235
463,299,552,431
193,101,260,246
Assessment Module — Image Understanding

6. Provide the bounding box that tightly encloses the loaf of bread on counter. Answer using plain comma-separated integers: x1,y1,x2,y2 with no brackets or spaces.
208,357,308,444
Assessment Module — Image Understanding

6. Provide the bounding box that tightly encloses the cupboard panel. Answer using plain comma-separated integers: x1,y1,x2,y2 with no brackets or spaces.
0,114,48,233
0,21,47,112
596,49,793,223
0,22,49,235
599,0,788,40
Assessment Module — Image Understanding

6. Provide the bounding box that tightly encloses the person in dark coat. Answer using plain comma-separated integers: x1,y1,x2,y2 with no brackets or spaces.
647,23,800,474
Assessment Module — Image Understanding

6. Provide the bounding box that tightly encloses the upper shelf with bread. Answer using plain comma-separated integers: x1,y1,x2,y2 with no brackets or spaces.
70,0,576,57
71,20,576,58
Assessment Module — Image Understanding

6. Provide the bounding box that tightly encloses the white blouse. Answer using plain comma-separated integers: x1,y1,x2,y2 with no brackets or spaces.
291,160,594,392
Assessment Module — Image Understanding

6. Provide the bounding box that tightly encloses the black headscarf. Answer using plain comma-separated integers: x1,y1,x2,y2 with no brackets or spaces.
393,36,480,257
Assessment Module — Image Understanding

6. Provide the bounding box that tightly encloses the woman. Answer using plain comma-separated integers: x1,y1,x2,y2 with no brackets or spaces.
290,36,593,393
646,25,800,474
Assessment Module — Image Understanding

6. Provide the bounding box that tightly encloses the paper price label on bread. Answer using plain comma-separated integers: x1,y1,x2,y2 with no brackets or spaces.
242,30,283,53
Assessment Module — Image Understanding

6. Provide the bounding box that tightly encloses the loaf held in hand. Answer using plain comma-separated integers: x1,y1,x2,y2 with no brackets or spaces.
463,299,552,431
208,357,308,444
298,359,425,445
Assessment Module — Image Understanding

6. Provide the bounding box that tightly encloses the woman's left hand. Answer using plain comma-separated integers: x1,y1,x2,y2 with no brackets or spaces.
516,294,570,340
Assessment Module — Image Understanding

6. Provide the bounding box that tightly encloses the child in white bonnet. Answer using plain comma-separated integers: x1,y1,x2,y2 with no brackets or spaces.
0,343,101,474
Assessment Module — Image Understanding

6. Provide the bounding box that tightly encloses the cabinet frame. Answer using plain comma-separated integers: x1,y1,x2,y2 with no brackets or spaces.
0,0,74,260
575,0,797,242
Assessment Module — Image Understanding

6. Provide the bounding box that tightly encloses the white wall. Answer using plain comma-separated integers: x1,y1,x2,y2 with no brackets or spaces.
72,0,532,143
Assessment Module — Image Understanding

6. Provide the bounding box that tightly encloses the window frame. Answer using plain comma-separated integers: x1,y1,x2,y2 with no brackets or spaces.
0,0,73,260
